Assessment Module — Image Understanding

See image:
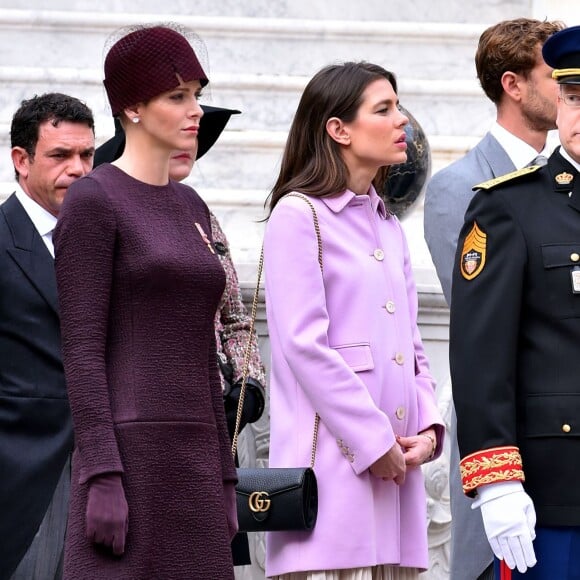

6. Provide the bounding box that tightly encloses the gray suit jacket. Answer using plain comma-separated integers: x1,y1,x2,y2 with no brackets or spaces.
424,132,515,304
424,133,515,580
0,194,72,580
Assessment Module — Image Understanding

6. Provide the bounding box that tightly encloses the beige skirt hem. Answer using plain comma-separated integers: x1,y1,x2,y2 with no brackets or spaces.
270,565,420,580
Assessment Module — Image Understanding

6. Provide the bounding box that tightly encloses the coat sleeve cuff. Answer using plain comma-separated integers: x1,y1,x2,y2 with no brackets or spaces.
460,445,524,496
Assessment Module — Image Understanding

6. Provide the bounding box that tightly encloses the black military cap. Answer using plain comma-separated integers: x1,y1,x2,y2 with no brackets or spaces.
543,25,580,85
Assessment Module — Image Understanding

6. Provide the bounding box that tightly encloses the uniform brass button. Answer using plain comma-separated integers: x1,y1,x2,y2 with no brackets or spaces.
373,249,385,261
571,253,580,263
562,423,572,433
394,352,404,365
385,301,396,313
396,406,406,420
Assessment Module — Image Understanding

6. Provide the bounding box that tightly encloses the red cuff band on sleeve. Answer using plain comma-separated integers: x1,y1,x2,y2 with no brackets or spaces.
460,446,524,495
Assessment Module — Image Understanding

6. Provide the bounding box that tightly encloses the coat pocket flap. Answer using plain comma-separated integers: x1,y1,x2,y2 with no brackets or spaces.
333,342,374,372
526,393,580,437
541,244,580,269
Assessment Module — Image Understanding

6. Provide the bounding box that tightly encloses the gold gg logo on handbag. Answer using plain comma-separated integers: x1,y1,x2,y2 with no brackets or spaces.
248,491,271,512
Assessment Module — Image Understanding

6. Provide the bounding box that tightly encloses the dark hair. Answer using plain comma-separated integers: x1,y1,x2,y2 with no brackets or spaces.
268,61,397,213
10,92,95,179
475,18,564,104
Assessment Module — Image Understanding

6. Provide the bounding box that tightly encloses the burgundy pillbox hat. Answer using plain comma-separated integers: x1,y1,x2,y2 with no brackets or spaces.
104,25,208,116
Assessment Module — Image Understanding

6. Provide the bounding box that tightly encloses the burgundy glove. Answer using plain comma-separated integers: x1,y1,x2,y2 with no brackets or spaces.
86,473,129,555
224,482,239,540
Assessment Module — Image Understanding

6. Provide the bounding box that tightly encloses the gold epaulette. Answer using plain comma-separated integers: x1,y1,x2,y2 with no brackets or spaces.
473,165,542,191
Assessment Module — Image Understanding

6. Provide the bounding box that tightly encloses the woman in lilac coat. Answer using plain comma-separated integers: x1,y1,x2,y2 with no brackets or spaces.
264,62,445,580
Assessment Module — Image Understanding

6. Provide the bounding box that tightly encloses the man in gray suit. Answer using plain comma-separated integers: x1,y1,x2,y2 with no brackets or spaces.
0,93,94,580
424,18,563,580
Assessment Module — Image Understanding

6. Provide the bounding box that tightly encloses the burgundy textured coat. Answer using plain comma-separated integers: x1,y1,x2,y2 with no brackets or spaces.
53,164,236,579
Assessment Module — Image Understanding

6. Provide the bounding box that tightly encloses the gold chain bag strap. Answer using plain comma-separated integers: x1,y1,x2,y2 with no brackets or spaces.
232,193,321,532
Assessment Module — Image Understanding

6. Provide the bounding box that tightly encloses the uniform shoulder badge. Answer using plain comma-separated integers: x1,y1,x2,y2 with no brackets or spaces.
473,165,542,191
460,222,486,280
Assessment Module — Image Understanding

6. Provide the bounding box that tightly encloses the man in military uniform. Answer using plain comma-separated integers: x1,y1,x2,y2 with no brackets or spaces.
424,19,564,579
450,25,580,578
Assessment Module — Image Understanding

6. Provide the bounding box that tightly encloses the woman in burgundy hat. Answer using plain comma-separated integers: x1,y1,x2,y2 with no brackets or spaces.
93,104,268,570
53,23,238,578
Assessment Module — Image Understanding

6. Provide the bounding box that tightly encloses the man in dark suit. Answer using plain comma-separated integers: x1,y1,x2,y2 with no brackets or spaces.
423,18,563,580
450,25,580,578
0,93,95,580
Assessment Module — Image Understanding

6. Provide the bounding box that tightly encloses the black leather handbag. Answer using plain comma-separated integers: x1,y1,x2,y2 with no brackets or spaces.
231,193,323,533
235,466,318,532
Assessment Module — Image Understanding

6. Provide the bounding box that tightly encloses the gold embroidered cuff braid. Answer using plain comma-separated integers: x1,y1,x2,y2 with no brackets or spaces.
460,446,524,495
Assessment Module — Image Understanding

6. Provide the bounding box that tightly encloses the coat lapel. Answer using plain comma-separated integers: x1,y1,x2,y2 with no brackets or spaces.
478,133,516,178
2,194,59,314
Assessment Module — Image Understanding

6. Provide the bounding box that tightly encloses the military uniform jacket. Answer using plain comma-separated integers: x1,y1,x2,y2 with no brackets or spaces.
450,148,580,526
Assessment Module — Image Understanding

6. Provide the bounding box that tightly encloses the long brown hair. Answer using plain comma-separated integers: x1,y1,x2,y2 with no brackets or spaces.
267,61,397,213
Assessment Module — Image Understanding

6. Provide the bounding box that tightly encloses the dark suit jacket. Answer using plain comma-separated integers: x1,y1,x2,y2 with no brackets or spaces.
0,194,73,579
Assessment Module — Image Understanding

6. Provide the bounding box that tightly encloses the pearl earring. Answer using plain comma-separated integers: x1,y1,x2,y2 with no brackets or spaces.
132,117,140,124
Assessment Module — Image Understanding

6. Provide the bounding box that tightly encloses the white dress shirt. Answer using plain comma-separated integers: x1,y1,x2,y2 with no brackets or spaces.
14,185,57,258
490,122,557,169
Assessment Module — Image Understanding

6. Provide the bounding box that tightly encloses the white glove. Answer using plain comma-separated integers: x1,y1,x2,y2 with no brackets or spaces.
472,481,537,573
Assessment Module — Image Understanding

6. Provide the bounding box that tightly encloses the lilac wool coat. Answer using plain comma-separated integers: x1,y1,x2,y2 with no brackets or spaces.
263,188,444,577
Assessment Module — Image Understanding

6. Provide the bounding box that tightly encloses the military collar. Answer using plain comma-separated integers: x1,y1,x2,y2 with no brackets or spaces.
548,147,578,194
548,148,580,213
560,147,580,173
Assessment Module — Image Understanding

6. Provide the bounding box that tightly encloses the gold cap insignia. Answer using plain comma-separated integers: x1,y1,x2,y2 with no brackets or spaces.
460,222,487,280
552,68,580,80
555,172,574,185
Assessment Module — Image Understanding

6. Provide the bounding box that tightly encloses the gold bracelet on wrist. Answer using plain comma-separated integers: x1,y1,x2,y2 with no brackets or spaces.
421,433,436,461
